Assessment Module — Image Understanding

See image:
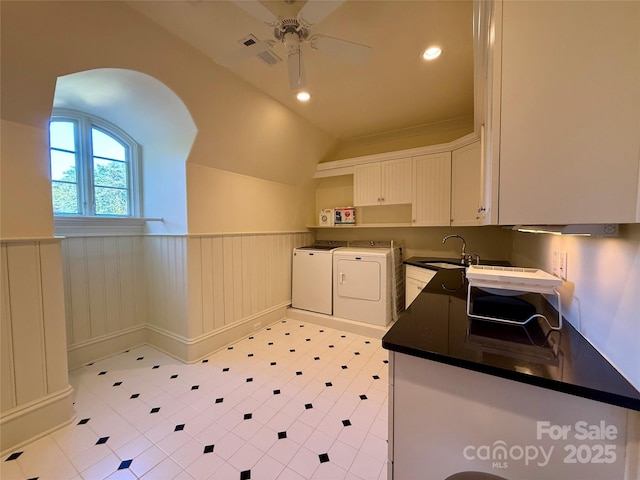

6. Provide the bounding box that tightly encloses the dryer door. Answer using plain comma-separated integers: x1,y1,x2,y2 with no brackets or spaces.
335,258,381,300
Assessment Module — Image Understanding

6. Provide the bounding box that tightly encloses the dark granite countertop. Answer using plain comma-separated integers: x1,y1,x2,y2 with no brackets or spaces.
382,261,640,411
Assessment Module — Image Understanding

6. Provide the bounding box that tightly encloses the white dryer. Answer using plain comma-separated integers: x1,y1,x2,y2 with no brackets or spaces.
333,247,393,326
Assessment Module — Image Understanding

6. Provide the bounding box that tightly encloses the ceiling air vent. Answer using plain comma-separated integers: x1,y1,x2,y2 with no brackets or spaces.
239,34,282,66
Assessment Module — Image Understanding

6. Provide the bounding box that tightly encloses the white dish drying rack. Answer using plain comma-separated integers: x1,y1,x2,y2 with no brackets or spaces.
466,265,563,331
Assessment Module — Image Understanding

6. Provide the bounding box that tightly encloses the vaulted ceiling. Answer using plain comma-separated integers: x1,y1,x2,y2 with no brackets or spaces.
128,0,474,142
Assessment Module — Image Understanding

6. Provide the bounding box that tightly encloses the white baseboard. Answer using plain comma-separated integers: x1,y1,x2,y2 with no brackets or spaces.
0,386,75,455
147,304,289,363
67,325,147,370
286,307,392,340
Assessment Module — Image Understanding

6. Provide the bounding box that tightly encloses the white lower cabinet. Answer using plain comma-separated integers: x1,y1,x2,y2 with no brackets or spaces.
412,152,451,226
404,265,436,308
389,352,634,479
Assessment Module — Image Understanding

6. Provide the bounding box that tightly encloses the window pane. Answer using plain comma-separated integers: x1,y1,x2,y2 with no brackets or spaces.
95,186,128,215
49,121,76,151
94,158,127,188
92,128,125,161
52,181,79,214
50,150,77,181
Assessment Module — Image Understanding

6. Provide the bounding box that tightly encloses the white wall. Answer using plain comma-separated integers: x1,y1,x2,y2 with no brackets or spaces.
510,225,640,391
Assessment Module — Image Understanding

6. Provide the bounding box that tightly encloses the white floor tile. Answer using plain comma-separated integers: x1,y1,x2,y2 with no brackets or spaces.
8,321,388,480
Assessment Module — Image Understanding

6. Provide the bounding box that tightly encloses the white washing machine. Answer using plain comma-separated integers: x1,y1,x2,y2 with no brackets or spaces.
333,247,393,326
292,243,344,315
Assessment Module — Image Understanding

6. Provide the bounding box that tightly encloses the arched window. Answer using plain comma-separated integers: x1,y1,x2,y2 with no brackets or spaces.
49,109,141,217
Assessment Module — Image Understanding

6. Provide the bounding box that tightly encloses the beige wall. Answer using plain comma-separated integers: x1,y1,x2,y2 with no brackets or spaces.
510,225,640,391
315,225,512,262
0,121,54,239
1,0,335,208
188,164,318,234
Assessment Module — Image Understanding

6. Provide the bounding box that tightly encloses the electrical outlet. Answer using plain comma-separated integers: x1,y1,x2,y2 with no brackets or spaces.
552,251,559,277
253,322,261,331
558,251,568,280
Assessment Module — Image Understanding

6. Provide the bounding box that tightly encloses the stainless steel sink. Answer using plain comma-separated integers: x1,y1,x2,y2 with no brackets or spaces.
418,261,465,269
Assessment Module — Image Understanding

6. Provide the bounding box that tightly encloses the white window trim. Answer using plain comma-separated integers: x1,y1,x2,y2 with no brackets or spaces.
51,109,151,235
51,108,143,217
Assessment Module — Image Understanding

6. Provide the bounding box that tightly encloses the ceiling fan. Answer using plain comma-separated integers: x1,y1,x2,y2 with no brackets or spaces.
217,0,373,90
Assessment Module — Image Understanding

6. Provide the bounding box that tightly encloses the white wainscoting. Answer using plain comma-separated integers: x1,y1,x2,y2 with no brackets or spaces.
0,239,74,453
61,236,148,369
142,233,312,362
62,232,311,366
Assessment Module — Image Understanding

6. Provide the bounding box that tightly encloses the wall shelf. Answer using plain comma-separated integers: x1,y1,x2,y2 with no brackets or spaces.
307,223,414,229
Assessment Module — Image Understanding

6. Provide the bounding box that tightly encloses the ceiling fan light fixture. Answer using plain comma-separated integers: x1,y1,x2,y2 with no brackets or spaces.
422,46,442,60
296,91,311,102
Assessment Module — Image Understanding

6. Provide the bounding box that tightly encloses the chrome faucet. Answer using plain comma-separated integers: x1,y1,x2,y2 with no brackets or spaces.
442,234,466,265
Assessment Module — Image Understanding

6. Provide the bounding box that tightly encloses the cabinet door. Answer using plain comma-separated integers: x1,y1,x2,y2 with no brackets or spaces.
404,277,426,309
451,141,482,226
381,158,412,205
412,152,451,226
353,162,381,206
498,0,640,224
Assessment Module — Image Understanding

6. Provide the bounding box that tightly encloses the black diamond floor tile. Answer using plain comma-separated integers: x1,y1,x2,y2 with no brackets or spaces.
118,459,132,470
215,398,224,403
5,451,22,461
150,407,160,413
319,453,330,463
191,385,199,390
130,394,140,399
96,436,109,445
342,419,352,427
175,424,185,432
304,403,313,409
278,431,287,439
240,470,251,480
204,444,214,454
244,413,252,420
77,418,90,425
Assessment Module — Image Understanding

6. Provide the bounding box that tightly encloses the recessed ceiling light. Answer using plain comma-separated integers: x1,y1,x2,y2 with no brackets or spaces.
422,46,442,61
296,91,311,102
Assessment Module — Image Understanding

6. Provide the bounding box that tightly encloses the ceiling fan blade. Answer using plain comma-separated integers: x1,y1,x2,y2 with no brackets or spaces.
216,40,273,67
297,0,345,27
230,0,279,25
287,50,308,90
310,35,373,64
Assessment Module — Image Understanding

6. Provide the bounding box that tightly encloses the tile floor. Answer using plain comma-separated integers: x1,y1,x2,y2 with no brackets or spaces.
2,320,390,480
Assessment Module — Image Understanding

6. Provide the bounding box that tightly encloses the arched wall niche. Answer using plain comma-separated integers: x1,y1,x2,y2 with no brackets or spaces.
52,68,197,233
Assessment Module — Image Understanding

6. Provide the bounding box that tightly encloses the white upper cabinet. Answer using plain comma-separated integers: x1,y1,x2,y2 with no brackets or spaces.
493,0,640,225
353,158,412,206
451,141,482,226
412,152,451,226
